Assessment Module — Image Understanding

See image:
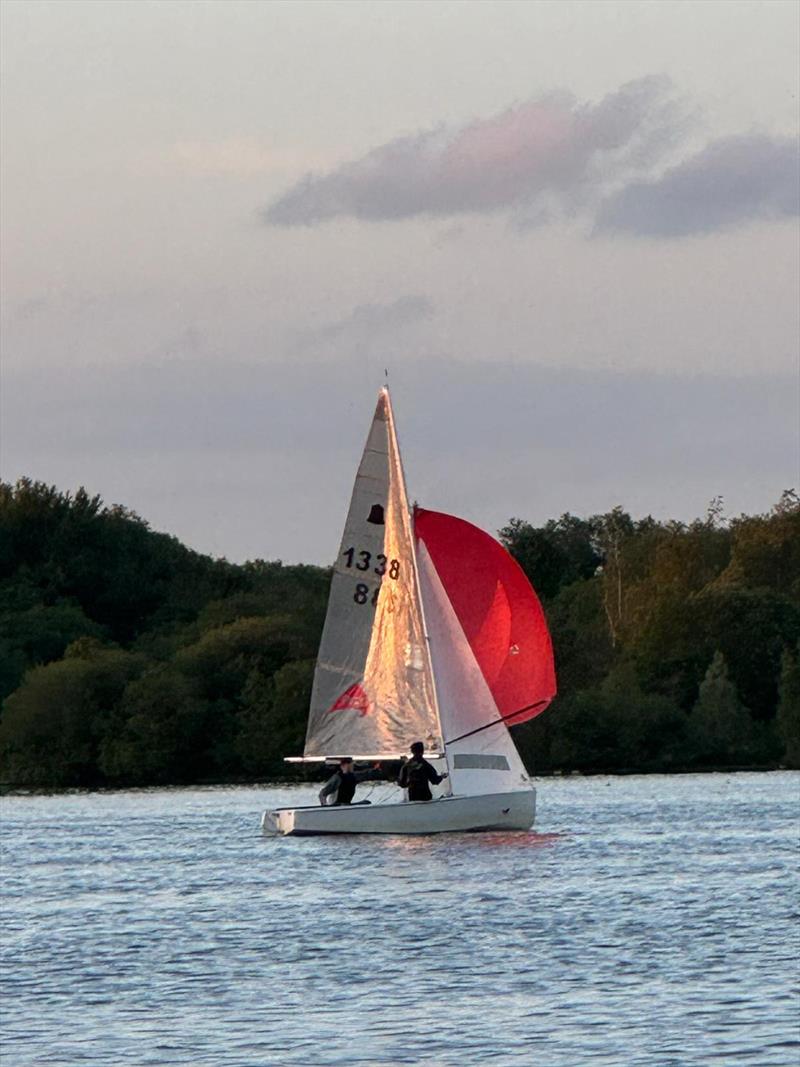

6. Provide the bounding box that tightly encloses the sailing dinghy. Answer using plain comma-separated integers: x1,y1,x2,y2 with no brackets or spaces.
262,388,556,835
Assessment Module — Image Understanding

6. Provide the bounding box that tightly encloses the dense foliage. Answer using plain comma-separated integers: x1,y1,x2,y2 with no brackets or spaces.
1,479,798,788
504,495,800,774
0,480,328,787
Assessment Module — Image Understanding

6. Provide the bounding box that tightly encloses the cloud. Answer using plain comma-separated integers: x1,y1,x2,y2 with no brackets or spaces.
264,76,684,226
596,134,800,236
3,356,795,563
287,295,436,368
301,295,434,346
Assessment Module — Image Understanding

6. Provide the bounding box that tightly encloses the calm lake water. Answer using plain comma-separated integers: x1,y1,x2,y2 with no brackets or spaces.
1,772,798,1066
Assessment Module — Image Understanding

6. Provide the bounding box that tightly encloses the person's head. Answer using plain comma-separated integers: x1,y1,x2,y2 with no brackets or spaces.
410,741,424,758
339,757,354,772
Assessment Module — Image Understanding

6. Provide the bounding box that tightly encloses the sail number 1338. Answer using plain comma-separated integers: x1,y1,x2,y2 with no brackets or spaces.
342,547,400,579
342,547,400,605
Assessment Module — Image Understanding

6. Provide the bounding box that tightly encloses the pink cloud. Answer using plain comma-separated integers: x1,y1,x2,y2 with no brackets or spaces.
264,76,683,225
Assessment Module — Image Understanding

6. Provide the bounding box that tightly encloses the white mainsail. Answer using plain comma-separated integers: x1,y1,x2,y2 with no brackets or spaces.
302,389,442,758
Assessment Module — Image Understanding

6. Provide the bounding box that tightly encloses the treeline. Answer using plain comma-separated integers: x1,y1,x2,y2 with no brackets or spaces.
0,478,798,789
503,497,800,773
0,480,328,787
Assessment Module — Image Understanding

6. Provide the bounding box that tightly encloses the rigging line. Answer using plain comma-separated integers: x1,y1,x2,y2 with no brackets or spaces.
444,700,548,747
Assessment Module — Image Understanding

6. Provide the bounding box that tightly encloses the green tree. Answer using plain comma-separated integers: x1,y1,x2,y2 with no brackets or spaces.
722,493,800,601
174,615,314,701
236,658,315,775
0,602,105,699
0,645,142,787
776,645,800,767
599,661,686,769
537,663,684,773
694,587,799,719
2,475,797,787
688,651,754,765
545,577,613,694
595,507,635,648
499,513,602,601
100,667,209,785
0,478,246,644
499,519,573,600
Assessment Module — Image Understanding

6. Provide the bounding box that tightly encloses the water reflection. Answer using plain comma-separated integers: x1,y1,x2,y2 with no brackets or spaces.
369,829,567,853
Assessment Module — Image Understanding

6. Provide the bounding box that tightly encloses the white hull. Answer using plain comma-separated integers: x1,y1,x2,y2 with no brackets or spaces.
261,789,536,836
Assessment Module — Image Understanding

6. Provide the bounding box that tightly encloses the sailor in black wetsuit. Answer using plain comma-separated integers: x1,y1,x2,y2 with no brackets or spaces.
397,741,448,801
318,758,377,806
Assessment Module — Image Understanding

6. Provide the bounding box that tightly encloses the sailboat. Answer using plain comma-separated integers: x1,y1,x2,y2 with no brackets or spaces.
261,388,556,835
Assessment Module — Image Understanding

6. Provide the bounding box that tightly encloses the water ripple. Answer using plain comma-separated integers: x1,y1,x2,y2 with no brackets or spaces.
1,772,798,1065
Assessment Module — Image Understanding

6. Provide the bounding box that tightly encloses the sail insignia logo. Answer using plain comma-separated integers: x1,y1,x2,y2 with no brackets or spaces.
327,682,371,717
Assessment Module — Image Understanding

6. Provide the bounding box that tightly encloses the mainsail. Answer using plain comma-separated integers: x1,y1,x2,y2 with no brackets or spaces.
302,390,441,758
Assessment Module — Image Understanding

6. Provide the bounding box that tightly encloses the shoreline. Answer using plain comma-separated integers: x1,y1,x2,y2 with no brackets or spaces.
2,762,794,797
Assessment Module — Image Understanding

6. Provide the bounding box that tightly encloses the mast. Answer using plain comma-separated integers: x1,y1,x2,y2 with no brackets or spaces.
382,387,448,767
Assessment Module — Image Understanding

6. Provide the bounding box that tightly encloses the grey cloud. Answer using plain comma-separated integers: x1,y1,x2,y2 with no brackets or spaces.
596,134,800,236
305,295,434,344
288,295,436,366
264,77,684,226
3,356,795,564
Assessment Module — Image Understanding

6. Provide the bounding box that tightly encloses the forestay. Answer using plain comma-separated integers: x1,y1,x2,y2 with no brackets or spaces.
302,390,442,758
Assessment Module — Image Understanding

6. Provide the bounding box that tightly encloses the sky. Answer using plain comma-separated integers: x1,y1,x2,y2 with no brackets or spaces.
1,0,798,564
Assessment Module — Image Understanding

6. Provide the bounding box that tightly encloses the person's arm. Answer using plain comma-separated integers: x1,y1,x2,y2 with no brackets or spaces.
397,760,409,788
426,760,445,785
319,772,340,806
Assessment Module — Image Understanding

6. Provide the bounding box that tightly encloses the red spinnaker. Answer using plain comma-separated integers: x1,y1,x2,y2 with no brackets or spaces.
415,508,556,724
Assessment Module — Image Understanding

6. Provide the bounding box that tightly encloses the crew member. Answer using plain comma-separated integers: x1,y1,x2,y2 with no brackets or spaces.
397,741,447,801
318,758,378,806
